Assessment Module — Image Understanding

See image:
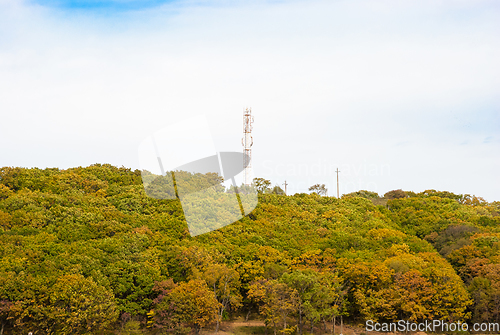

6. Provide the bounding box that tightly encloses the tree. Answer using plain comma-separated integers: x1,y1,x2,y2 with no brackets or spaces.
1,164,495,328
281,270,345,334
271,185,285,195
341,261,394,321
0,211,11,230
281,270,317,334
342,190,379,199
33,274,118,334
248,279,298,335
384,189,407,199
322,274,348,335
253,178,271,194
396,270,434,321
176,245,214,280
308,184,327,196
203,264,242,332
477,264,500,322
468,277,492,322
148,279,180,332
0,300,13,335
150,279,218,334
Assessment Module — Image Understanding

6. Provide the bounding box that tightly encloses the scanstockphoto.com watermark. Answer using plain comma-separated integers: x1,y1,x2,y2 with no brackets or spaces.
366,319,500,333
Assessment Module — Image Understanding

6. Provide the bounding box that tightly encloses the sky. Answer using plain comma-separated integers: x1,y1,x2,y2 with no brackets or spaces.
0,0,499,200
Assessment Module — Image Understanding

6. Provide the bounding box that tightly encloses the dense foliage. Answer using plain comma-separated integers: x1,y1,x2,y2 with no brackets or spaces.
0,165,498,334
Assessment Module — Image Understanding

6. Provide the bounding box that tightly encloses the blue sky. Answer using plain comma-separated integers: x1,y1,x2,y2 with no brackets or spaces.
31,0,179,10
1,0,499,200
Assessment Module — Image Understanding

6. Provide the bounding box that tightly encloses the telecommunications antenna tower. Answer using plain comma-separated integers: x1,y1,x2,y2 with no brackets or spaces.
242,108,254,186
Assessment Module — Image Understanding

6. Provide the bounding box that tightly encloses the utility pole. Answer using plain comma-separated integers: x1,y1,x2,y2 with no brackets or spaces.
283,180,288,195
336,168,340,198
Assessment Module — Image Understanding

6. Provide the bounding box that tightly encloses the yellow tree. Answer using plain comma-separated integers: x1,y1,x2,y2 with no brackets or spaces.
396,269,435,321
248,279,298,335
151,279,218,334
203,264,242,332
341,260,395,321
33,274,118,334
419,253,472,321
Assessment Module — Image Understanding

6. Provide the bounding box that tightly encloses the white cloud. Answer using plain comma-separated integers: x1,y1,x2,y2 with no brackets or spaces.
0,0,499,200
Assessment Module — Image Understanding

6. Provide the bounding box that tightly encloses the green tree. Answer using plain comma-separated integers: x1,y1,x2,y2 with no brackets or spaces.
468,277,492,322
253,178,271,194
308,184,327,196
271,185,285,195
281,270,317,334
342,190,379,199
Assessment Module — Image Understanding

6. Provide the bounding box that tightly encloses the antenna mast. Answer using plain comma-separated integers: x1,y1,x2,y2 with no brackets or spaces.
242,108,254,186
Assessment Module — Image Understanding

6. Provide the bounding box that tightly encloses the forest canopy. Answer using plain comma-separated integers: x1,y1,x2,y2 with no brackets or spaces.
0,165,499,334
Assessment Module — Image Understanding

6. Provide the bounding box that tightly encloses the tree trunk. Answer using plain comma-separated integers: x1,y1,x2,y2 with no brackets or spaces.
310,319,314,334
332,315,336,335
245,309,251,322
216,306,225,333
0,322,4,335
298,310,302,334
217,308,225,333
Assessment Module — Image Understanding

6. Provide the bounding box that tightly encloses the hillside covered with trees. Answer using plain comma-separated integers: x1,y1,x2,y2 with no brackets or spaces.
0,165,499,334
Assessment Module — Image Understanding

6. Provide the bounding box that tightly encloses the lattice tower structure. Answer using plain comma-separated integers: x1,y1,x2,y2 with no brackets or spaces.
242,108,254,186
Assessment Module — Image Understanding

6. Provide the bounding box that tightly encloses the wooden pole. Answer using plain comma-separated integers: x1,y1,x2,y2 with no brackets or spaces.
336,168,340,198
